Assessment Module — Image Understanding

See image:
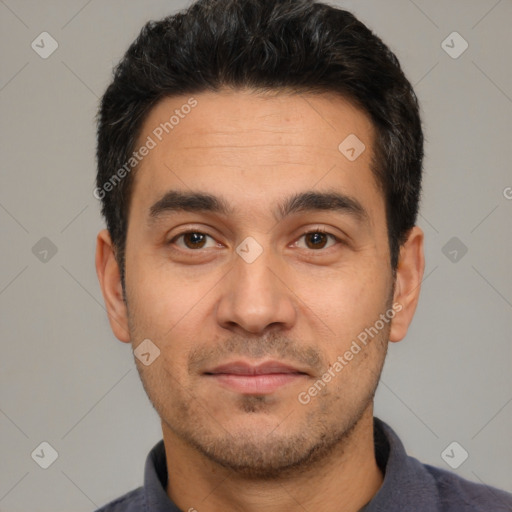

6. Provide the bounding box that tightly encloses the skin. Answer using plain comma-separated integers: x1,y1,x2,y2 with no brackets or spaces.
96,88,424,512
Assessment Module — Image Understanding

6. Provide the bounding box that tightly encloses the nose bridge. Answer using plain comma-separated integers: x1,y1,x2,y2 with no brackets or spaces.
235,246,276,298
216,241,296,334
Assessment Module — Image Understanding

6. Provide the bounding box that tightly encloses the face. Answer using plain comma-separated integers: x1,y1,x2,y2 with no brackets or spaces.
97,89,421,478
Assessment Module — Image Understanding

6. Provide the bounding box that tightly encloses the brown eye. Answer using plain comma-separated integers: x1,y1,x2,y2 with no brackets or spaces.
305,232,328,249
171,232,216,250
183,232,207,249
296,231,338,250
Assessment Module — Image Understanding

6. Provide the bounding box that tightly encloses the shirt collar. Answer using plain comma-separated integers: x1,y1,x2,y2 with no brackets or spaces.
360,417,439,511
143,438,181,511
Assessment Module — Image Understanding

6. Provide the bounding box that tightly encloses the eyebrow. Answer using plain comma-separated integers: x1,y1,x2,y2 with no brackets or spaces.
147,189,370,226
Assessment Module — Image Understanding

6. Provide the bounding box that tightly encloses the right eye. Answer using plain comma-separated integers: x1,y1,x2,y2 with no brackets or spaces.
168,231,219,250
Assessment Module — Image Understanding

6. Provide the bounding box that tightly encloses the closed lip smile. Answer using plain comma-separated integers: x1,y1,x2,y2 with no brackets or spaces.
203,360,309,394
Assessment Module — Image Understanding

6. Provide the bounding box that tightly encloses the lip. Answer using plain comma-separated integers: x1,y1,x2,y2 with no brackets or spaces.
206,360,307,375
204,360,309,394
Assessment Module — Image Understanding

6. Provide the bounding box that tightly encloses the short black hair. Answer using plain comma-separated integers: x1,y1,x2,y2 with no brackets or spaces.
96,0,423,289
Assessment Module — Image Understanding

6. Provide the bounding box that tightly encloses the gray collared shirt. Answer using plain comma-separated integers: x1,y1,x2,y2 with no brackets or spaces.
95,417,512,511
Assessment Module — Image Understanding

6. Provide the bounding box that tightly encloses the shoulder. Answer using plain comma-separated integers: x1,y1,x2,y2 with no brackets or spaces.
94,486,145,512
372,418,512,511
424,463,512,511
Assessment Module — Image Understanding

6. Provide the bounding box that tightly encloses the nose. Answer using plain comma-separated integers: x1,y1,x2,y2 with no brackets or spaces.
216,247,297,335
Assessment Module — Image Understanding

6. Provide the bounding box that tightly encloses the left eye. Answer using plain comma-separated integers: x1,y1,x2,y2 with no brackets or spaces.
295,231,338,250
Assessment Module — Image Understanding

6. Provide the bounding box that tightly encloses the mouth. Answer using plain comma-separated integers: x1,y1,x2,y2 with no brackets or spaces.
203,360,309,394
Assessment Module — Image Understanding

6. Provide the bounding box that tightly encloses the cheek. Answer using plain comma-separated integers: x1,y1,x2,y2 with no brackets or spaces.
126,254,214,372
126,250,199,328
301,262,390,333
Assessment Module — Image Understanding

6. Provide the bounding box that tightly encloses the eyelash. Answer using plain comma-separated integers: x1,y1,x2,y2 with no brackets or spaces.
168,228,342,252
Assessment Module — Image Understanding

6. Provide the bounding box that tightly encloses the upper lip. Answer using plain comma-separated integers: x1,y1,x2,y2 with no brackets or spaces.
204,360,308,376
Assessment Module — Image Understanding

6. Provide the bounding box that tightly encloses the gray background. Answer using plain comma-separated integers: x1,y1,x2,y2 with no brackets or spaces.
0,0,511,511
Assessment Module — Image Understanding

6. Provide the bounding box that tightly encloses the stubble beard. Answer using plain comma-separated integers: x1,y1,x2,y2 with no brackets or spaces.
134,333,389,480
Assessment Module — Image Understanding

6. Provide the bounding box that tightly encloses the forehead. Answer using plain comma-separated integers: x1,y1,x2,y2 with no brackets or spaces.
130,89,383,225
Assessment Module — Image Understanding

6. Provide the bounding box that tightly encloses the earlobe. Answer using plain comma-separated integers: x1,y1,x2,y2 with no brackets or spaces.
389,226,425,343
95,229,131,343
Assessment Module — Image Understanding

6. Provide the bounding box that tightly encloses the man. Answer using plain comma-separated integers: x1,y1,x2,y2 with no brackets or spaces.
93,0,512,510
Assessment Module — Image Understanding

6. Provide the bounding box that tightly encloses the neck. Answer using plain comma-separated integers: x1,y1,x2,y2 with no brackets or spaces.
162,406,383,512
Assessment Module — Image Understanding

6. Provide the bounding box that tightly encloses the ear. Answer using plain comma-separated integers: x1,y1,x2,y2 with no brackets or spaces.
95,229,130,343
389,226,425,343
